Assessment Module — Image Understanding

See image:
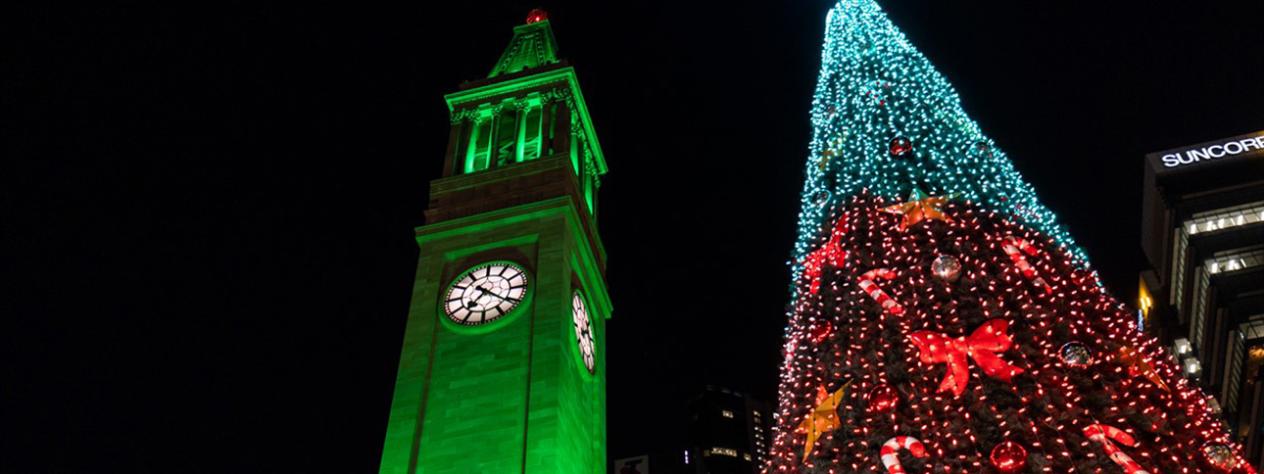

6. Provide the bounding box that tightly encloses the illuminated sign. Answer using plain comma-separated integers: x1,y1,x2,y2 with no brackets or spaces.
1148,130,1264,172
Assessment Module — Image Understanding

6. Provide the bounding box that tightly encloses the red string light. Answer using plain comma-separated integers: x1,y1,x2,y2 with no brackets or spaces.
766,195,1253,473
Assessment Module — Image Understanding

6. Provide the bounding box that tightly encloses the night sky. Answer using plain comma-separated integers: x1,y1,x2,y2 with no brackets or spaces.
8,1,1263,472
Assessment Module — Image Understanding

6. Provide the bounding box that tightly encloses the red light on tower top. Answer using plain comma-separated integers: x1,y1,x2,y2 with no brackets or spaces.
525,9,548,24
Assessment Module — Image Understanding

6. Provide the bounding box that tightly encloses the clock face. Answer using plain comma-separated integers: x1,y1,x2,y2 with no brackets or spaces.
572,290,595,373
443,262,528,325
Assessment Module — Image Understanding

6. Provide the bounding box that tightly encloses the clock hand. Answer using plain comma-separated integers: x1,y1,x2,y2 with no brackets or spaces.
466,285,507,309
466,286,490,308
477,285,507,301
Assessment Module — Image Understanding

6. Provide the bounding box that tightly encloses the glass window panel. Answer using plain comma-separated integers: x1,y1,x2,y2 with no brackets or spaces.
1186,201,1264,235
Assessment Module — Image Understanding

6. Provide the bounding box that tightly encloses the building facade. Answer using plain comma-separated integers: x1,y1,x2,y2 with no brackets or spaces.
685,386,770,473
1138,129,1264,467
378,10,612,474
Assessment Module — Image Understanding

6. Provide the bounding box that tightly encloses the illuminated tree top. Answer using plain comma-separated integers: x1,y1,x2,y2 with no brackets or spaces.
795,0,1087,266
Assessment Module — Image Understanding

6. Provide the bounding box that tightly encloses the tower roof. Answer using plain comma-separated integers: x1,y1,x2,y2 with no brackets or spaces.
488,11,560,78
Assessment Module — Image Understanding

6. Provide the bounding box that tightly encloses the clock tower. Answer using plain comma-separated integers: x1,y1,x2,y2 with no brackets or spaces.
379,10,610,474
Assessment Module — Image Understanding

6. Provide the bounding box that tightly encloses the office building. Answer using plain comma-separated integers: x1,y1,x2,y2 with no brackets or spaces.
685,386,771,473
1138,129,1264,466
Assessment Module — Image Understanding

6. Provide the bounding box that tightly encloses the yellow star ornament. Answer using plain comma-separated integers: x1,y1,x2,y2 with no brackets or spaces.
797,379,853,461
883,189,952,230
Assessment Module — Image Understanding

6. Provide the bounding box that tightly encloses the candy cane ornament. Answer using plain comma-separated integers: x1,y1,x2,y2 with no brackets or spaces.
1001,237,1051,293
881,436,927,474
1082,424,1152,474
858,269,905,316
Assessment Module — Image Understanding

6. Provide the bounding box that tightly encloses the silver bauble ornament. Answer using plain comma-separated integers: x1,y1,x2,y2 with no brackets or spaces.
1203,443,1237,472
814,190,832,207
930,254,962,282
1060,342,1092,368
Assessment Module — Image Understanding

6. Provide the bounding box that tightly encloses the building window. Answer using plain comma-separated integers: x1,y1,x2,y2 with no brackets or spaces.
493,107,519,167
1205,248,1264,275
1185,201,1264,236
721,409,734,419
545,102,559,157
465,112,494,173
517,101,543,163
709,447,737,457
463,96,556,175
1173,202,1264,309
1226,317,1264,437
1225,329,1248,414
1191,247,1264,357
1170,229,1189,311
1190,266,1211,355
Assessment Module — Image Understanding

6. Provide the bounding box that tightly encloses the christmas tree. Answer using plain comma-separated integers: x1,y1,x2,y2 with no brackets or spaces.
767,1,1254,473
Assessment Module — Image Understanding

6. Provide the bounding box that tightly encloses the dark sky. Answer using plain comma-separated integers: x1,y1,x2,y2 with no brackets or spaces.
7,1,1263,472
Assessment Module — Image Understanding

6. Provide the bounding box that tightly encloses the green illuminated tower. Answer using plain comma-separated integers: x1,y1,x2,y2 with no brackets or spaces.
379,10,610,474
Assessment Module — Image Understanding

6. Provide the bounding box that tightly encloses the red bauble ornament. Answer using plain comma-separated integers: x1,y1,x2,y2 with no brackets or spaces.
866,384,899,414
525,8,548,24
809,321,833,344
888,137,913,157
990,440,1027,473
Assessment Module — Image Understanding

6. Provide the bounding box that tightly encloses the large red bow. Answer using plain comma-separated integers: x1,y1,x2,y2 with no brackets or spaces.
801,214,849,294
908,319,1024,397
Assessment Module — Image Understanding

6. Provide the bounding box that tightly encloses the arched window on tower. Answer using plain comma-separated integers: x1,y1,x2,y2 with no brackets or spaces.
492,105,518,168
462,96,551,175
584,160,596,214
518,98,543,162
464,108,494,173
544,102,560,157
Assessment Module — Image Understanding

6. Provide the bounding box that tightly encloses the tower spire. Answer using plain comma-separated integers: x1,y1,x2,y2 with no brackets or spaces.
488,10,560,78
